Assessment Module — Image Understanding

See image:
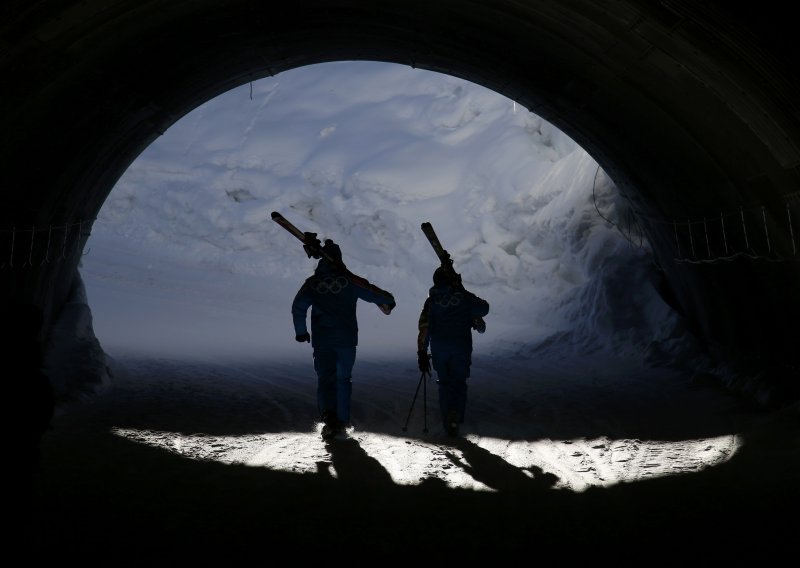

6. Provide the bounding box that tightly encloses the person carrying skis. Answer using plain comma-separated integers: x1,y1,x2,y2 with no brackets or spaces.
417,266,489,437
292,239,395,440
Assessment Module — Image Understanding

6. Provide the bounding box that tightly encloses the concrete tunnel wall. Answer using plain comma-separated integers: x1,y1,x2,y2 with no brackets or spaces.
1,0,799,401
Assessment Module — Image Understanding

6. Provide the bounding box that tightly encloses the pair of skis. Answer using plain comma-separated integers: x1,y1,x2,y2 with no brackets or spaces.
272,211,484,331
271,212,394,312
420,221,486,333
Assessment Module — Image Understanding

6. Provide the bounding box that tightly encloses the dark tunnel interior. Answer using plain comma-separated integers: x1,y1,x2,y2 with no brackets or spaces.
3,0,800,555
3,0,799,385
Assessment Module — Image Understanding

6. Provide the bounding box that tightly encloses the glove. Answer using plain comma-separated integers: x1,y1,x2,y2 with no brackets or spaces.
378,300,396,315
295,332,310,343
417,350,431,374
472,318,486,334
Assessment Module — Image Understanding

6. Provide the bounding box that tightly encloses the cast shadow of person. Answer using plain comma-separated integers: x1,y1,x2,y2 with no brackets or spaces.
444,436,559,492
319,436,395,487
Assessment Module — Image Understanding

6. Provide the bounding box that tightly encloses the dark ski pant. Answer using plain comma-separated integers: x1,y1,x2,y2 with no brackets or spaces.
313,346,356,424
432,348,471,430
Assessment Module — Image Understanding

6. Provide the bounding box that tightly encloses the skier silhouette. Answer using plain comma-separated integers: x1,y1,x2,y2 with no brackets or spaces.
417,267,489,436
292,239,395,440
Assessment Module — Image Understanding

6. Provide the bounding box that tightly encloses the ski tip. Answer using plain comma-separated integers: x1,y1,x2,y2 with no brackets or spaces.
421,221,431,229
271,211,281,220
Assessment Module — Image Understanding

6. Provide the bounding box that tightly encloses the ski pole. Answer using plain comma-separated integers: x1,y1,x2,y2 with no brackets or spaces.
422,367,428,433
402,371,428,432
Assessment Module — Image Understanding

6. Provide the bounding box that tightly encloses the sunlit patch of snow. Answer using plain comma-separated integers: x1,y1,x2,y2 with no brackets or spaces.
110,427,739,493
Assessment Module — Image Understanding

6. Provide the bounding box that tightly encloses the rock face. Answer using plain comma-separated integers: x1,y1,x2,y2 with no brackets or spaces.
43,271,111,407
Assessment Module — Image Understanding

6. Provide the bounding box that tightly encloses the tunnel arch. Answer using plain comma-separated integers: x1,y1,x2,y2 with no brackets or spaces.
2,0,798,396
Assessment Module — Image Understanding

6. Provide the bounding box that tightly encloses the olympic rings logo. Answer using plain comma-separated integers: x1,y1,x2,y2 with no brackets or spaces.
434,292,463,307
312,276,349,294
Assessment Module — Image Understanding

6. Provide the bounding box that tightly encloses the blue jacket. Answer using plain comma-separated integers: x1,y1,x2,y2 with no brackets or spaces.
418,285,489,353
292,259,393,349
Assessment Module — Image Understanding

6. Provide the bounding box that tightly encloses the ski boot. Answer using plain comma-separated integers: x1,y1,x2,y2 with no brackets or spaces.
321,410,340,441
446,410,460,437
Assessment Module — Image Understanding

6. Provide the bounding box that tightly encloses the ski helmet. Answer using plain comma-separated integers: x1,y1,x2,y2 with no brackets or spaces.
322,239,342,262
433,266,449,286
